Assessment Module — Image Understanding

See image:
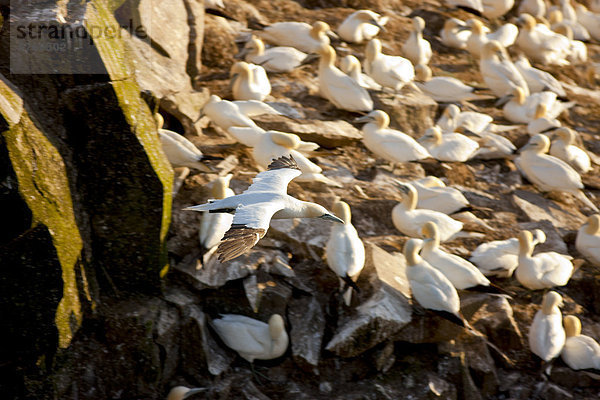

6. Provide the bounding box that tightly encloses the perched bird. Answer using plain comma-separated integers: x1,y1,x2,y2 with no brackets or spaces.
340,55,382,90
518,0,546,18
414,64,493,102
199,175,235,250
561,315,600,371
445,0,484,16
355,110,431,163
529,291,566,362
471,132,517,160
325,200,365,306
317,45,373,112
515,134,598,212
230,61,271,101
410,176,470,215
337,10,387,43
404,238,466,327
156,114,219,172
502,87,573,124
548,9,590,42
575,4,600,41
211,314,289,362
420,221,500,292
256,20,333,53
526,103,561,135
418,126,479,162
365,38,415,91
392,182,463,242
402,17,432,66
440,18,472,50
552,23,588,63
479,40,529,98
576,214,600,266
239,37,310,73
470,229,546,277
466,19,518,58
184,156,344,262
549,127,592,174
167,386,206,400
202,95,281,132
481,0,514,19
516,230,573,289
514,54,566,97
515,13,570,66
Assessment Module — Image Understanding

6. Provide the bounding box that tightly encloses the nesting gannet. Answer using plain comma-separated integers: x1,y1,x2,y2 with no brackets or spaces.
199,175,235,250
502,87,573,124
365,38,415,91
437,104,516,136
212,314,288,362
481,0,514,19
561,315,600,370
552,23,588,63
549,9,590,41
256,21,333,53
410,176,470,215
404,238,466,327
446,0,484,16
325,200,365,306
515,134,598,212
466,19,518,58
202,95,277,132
402,17,432,66
230,61,271,101
340,55,382,90
549,127,591,174
440,18,472,50
558,0,577,21
480,41,529,98
239,37,309,73
392,182,463,242
516,230,574,289
518,0,546,18
529,291,566,362
576,214,600,266
420,221,499,292
246,129,341,186
185,156,343,261
418,126,479,162
575,4,600,41
337,10,388,44
471,133,517,160
514,55,566,97
156,115,219,172
414,64,492,102
526,103,561,135
515,14,570,66
470,229,546,277
355,110,431,163
167,386,206,400
317,45,373,112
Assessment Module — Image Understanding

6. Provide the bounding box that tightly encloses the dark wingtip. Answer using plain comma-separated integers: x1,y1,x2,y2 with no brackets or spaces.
267,155,301,171
432,310,467,328
456,5,483,17
201,155,225,161
341,275,360,293
205,8,237,21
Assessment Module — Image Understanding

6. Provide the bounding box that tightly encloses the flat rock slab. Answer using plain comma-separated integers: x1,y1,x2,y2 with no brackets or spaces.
512,190,586,231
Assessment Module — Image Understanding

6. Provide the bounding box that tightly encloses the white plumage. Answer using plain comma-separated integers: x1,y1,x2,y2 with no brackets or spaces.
549,127,592,174
479,40,529,98
365,38,415,91
515,14,570,66
514,55,566,97
576,214,600,266
466,19,518,58
157,115,215,172
419,126,479,162
202,95,280,132
199,175,235,250
502,87,573,124
561,315,600,370
414,65,492,103
257,21,332,53
230,61,271,101
337,10,387,43
402,17,432,66
340,55,382,90
241,37,309,73
529,291,565,362
410,176,469,215
440,18,472,50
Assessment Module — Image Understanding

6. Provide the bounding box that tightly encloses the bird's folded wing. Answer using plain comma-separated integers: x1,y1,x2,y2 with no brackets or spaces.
243,156,302,194
213,322,264,353
217,201,285,262
234,100,282,117
160,129,202,156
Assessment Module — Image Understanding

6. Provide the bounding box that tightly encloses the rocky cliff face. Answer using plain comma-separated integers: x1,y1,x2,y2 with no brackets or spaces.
2,0,600,399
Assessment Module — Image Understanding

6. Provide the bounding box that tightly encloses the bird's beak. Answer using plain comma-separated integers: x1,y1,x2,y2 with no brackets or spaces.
494,94,514,107
354,115,373,123
327,30,340,40
183,388,207,398
393,180,410,194
320,213,345,224
369,19,386,31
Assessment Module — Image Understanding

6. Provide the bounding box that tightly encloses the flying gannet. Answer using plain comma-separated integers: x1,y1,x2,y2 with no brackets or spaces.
337,10,387,43
529,291,566,362
576,214,600,266
561,315,600,370
184,156,344,262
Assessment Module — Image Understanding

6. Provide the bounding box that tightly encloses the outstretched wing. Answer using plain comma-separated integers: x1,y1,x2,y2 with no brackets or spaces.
243,155,302,194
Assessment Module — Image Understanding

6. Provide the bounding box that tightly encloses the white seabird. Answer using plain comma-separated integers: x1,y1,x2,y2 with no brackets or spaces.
239,36,309,73
404,238,466,327
479,40,529,98
256,20,333,53
526,103,562,135
549,127,592,174
515,13,570,66
515,134,598,212
230,61,271,101
392,182,463,242
156,114,219,172
502,87,573,124
481,0,514,19
410,176,470,215
420,221,500,292
340,55,382,90
355,110,431,163
552,23,588,63
337,10,387,44
199,175,235,250
561,315,600,370
202,95,282,133
440,18,472,50
514,54,566,97
325,200,365,306
518,0,546,18
516,230,574,289
470,229,546,277
529,291,566,362
576,214,600,266
548,9,590,42
466,19,518,58
317,45,373,112
365,38,415,91
575,4,600,42
414,64,493,103
167,386,206,400
418,126,479,162
184,156,344,262
402,17,432,66
445,0,484,16
211,314,289,362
